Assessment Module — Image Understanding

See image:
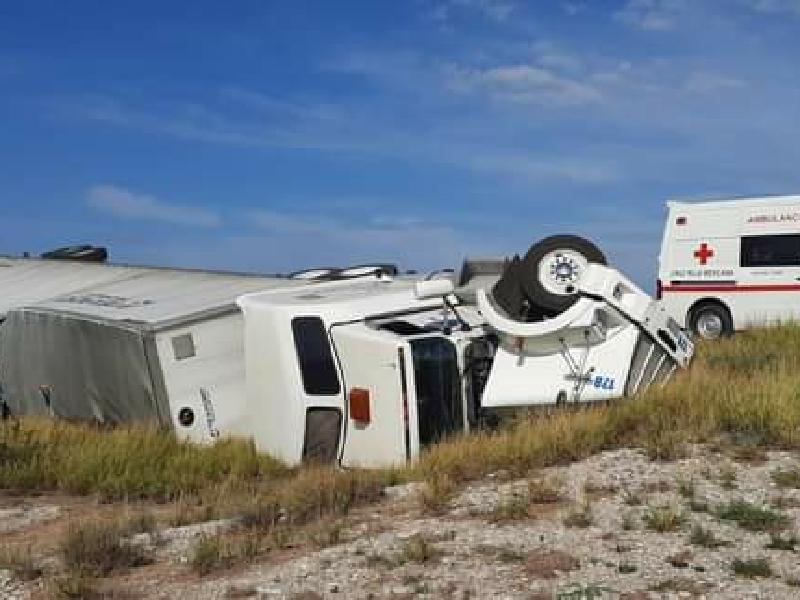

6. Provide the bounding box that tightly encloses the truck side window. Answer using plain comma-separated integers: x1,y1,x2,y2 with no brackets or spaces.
741,234,800,267
292,317,341,395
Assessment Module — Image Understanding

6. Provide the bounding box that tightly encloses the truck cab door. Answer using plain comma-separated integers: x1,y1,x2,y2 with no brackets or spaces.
330,324,413,467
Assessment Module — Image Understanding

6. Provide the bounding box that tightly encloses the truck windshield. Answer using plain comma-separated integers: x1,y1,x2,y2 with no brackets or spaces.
409,337,463,445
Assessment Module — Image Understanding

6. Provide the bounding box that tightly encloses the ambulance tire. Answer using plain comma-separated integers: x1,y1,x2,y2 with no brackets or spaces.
689,301,733,340
519,235,607,314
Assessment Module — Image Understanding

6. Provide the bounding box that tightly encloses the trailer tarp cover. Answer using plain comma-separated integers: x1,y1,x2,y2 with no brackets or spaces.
0,309,168,424
0,257,149,318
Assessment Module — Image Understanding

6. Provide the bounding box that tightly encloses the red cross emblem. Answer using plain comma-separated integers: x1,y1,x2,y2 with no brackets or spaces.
693,243,714,265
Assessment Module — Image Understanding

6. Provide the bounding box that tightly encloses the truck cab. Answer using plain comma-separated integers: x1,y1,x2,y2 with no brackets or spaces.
236,276,487,467
238,236,692,468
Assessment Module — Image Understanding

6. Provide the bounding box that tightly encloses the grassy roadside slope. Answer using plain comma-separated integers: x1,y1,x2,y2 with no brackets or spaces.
1,324,799,520
418,323,800,484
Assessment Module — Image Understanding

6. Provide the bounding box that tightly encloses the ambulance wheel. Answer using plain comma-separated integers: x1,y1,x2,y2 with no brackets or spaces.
519,235,607,313
689,301,733,340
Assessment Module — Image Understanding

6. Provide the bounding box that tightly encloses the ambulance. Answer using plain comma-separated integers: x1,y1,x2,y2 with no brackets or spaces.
658,194,800,339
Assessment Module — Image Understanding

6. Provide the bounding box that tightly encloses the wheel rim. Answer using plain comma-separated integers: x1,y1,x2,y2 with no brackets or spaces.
537,249,589,296
696,312,723,339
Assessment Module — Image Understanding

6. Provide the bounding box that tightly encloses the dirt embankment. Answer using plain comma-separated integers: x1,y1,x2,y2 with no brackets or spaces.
5,444,800,599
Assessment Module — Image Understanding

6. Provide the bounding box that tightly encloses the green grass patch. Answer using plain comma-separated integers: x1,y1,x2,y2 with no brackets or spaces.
0,419,286,501
772,468,800,489
714,500,791,532
732,558,772,578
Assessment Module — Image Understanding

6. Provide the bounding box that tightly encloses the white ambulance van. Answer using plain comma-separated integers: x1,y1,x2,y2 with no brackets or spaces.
658,194,800,339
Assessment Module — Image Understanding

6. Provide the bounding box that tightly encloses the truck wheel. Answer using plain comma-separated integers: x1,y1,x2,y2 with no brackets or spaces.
519,235,607,313
689,302,733,340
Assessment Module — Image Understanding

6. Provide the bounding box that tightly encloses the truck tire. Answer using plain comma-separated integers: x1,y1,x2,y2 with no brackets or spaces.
518,235,607,314
689,301,733,340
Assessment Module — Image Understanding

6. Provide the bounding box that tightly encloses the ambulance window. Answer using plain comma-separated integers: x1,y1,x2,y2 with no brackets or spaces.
741,234,800,267
292,317,341,395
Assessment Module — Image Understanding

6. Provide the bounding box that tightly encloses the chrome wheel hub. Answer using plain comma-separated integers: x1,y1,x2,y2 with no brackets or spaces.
538,250,589,296
696,312,723,339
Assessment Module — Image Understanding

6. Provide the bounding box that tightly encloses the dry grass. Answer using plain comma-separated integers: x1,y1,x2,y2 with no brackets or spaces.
416,473,456,515
689,524,729,548
527,475,564,504
0,544,41,580
765,532,798,551
399,534,440,564
643,505,686,533
563,502,594,528
60,519,150,576
4,325,800,582
0,420,285,501
489,493,532,522
524,549,579,578
3,326,800,513
417,325,800,486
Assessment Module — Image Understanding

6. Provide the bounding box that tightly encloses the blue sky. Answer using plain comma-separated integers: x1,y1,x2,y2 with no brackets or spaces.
1,0,798,286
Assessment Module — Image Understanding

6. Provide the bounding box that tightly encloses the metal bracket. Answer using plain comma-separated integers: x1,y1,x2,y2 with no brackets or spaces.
558,329,596,403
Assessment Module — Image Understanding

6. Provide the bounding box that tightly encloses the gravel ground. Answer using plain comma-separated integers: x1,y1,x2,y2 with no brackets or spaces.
5,444,800,599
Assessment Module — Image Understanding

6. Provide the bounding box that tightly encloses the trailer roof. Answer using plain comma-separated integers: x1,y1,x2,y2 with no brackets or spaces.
0,257,152,318
667,193,800,209
5,260,304,330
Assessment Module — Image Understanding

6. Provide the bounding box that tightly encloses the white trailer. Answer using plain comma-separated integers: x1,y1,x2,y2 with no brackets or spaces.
0,256,149,320
238,236,692,467
658,194,800,339
0,269,305,441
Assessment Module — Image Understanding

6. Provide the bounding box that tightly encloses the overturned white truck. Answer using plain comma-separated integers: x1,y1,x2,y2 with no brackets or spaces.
236,236,693,467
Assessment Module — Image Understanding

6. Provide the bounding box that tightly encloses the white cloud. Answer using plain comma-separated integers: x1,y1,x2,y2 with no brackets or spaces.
450,0,516,21
446,63,603,106
59,95,372,153
86,184,221,227
219,87,342,123
465,152,622,184
532,41,583,72
562,2,587,16
744,0,800,15
614,0,686,31
248,209,474,270
684,71,747,94
249,210,338,235
60,91,621,186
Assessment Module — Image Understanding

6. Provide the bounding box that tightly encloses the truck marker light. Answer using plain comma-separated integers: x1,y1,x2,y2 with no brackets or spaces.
349,387,371,424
